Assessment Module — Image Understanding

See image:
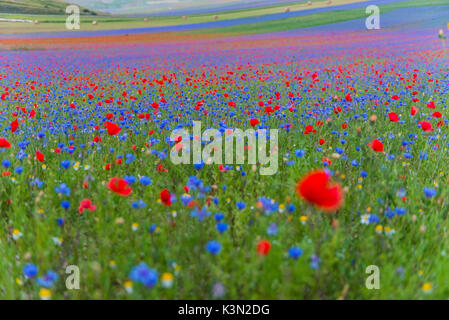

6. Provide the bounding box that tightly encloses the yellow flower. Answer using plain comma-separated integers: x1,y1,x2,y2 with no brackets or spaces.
375,225,383,234
161,272,174,288
39,288,51,300
12,229,22,241
131,223,139,231
422,282,432,293
299,216,308,224
124,281,133,293
109,260,116,268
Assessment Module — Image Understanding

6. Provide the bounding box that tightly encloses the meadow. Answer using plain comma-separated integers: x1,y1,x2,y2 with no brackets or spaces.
0,1,449,300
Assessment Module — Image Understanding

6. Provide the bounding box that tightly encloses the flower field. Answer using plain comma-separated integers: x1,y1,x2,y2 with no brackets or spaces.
1,0,449,300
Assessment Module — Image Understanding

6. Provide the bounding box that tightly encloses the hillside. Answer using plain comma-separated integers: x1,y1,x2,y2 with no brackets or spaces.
0,0,98,15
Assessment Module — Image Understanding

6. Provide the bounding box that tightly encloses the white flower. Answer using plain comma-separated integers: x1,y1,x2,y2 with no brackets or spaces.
361,214,370,225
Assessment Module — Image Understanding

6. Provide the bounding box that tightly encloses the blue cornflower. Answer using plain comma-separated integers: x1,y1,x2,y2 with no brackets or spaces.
288,247,303,259
23,264,38,278
190,206,211,221
140,176,152,186
258,197,278,215
310,255,321,269
55,183,71,196
369,214,380,224
132,199,146,209
124,175,136,184
61,160,71,169
266,223,278,236
294,149,305,157
423,187,437,198
37,270,59,288
129,263,158,288
61,200,70,210
216,222,228,233
149,224,157,233
206,240,222,255
214,212,225,222
2,160,10,168
236,201,246,210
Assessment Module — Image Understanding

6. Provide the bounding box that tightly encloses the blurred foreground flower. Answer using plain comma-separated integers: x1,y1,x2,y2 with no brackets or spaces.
296,169,343,212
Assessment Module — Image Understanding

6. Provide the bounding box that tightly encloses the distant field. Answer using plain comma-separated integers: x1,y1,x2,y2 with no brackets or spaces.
0,0,447,36
0,0,366,34
0,0,97,15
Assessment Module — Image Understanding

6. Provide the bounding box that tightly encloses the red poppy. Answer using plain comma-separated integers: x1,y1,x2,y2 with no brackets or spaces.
319,139,325,145
36,150,45,162
432,111,442,118
10,119,18,133
369,139,384,152
249,118,259,127
107,177,132,196
0,138,11,148
418,121,433,132
388,112,399,122
257,240,271,255
296,170,343,212
160,189,171,206
78,199,97,214
410,106,418,116
105,122,121,136
427,101,436,109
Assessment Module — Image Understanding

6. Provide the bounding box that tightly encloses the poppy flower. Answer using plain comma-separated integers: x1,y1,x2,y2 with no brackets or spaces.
410,106,418,116
160,189,171,206
369,139,384,152
10,119,18,133
0,138,11,148
78,199,97,214
418,121,434,132
105,122,121,136
296,170,343,212
388,112,399,122
432,111,442,118
249,119,259,127
427,101,436,109
257,240,271,255
107,177,132,196
36,150,45,162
